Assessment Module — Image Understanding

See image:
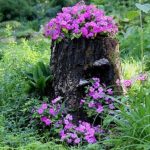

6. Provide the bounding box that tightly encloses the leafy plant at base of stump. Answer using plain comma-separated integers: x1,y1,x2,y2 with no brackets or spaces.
25,61,53,96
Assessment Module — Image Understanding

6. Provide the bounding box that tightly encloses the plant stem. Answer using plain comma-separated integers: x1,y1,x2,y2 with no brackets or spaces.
139,0,144,72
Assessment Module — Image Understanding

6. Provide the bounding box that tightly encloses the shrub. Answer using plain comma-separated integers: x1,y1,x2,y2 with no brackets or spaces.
0,0,36,21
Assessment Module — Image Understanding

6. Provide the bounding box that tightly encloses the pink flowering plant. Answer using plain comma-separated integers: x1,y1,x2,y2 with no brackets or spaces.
33,99,103,145
33,96,64,134
80,78,115,118
32,77,117,145
60,117,103,144
44,3,118,42
116,73,148,89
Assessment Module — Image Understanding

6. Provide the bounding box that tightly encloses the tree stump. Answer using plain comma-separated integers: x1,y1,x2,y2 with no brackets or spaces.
50,36,123,118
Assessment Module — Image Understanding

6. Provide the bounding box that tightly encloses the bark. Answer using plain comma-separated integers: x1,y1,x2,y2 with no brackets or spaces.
50,36,124,118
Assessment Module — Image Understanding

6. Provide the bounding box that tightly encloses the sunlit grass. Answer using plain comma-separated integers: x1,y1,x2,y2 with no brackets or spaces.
122,58,142,79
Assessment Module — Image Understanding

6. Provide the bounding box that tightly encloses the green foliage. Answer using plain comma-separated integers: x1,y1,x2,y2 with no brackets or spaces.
0,0,36,21
0,28,50,106
72,143,104,150
0,27,53,149
0,20,21,29
104,83,150,149
25,61,53,96
135,3,150,13
21,141,67,150
119,16,150,59
49,0,77,7
15,28,35,39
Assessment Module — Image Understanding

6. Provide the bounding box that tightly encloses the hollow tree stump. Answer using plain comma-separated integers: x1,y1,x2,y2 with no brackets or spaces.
50,36,123,117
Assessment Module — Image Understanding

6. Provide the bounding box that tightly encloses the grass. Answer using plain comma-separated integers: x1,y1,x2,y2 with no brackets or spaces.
103,82,150,150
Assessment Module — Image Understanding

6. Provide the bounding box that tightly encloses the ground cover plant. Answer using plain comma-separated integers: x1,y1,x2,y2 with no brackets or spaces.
0,0,150,150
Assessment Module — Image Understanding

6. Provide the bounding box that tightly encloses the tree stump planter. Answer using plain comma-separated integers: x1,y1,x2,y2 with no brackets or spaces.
50,36,123,121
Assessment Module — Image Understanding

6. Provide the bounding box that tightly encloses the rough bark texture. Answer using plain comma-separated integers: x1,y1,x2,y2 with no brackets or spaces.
50,36,123,117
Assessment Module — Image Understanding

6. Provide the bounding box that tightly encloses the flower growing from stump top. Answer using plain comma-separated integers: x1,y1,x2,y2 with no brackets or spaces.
44,3,118,42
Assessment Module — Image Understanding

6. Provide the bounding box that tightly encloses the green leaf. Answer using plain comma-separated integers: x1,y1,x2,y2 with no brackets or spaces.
126,11,139,20
25,73,33,80
37,64,44,77
36,76,46,92
33,65,40,82
103,115,114,127
135,3,150,13
97,5,105,10
28,81,36,87
45,75,53,82
37,61,49,76
62,28,68,34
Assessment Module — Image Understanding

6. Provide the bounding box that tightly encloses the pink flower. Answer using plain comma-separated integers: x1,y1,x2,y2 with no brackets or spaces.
41,116,47,122
109,104,115,110
93,81,100,89
74,138,80,144
61,134,67,140
96,105,104,113
66,114,73,120
116,79,120,86
76,125,85,133
41,116,51,126
91,91,104,99
49,108,56,116
107,88,113,95
81,27,88,37
37,108,44,115
67,139,72,143
92,92,100,99
88,101,95,108
137,74,147,81
92,78,100,82
123,80,132,88
64,119,69,125
80,99,85,105
52,96,61,104
86,128,95,136
59,129,65,136
98,87,103,93
41,103,47,110
64,123,74,129
86,137,97,143
105,97,111,104
70,133,77,139
45,118,51,126
89,87,95,93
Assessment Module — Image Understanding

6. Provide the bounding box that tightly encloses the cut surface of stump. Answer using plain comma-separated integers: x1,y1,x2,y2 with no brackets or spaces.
50,36,124,119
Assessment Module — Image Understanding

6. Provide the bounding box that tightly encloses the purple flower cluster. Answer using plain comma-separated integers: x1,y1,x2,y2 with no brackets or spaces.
60,114,102,144
36,97,62,126
34,78,118,145
80,78,115,116
116,73,148,89
116,79,132,88
137,74,147,81
44,3,118,41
